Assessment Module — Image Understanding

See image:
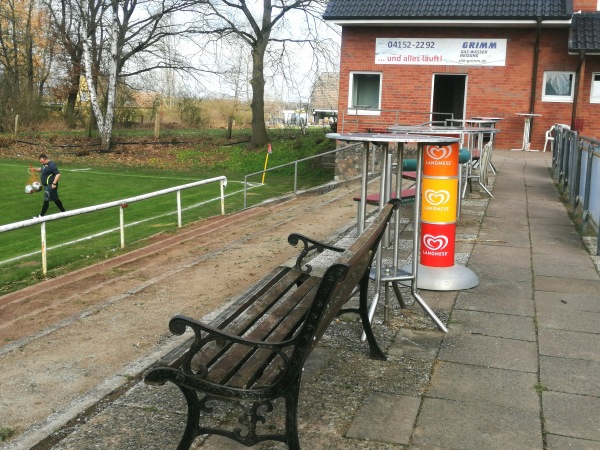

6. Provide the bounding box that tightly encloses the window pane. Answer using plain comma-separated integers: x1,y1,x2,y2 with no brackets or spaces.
544,73,573,96
592,74,600,98
352,74,380,109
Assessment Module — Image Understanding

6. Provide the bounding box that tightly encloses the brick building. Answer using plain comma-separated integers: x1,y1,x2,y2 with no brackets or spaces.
323,0,600,151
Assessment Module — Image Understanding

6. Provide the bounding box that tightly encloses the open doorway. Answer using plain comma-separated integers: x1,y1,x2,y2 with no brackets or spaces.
431,74,467,124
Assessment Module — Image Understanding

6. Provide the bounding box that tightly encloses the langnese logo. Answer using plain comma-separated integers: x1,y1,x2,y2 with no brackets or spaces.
423,234,449,251
424,189,451,206
426,145,453,161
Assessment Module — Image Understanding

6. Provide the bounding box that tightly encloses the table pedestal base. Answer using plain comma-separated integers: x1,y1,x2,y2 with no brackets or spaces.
399,264,479,291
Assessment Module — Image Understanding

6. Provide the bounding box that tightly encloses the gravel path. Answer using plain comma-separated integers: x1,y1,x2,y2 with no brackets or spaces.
0,180,364,445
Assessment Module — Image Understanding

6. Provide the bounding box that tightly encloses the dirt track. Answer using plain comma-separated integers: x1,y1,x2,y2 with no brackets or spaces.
0,181,363,443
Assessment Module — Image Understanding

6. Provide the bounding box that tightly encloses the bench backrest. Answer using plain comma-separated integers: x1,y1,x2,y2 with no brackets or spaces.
282,199,399,379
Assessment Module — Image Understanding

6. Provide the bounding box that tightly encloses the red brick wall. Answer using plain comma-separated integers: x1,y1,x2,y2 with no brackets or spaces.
574,0,598,12
337,25,598,150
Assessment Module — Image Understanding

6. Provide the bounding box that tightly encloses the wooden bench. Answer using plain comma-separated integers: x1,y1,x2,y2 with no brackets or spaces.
144,200,400,450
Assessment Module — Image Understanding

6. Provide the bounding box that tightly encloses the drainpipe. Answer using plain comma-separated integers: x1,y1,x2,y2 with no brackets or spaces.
529,17,542,115
571,51,586,130
528,17,542,141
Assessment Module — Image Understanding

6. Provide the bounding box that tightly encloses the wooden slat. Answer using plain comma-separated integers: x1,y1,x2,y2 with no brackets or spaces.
204,277,320,385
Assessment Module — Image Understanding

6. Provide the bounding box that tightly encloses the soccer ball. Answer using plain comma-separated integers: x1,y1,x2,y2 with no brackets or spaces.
25,184,34,194
32,181,42,191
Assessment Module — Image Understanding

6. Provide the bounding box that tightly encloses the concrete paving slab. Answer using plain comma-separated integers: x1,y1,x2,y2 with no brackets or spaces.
540,355,600,396
532,250,596,267
543,391,600,442
532,262,600,280
468,245,532,268
455,291,535,316
535,290,600,313
345,393,420,445
470,261,533,282
536,306,600,333
450,309,536,341
534,276,600,294
439,332,538,372
467,278,533,299
413,397,543,450
546,433,600,450
538,328,600,362
427,361,539,411
388,329,443,359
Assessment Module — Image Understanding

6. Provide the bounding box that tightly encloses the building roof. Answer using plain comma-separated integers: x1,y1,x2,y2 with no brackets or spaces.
310,72,339,113
323,0,573,22
570,12,600,52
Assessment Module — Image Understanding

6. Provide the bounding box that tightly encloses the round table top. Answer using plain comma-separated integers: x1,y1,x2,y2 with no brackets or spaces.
326,132,460,144
386,125,498,135
446,118,501,126
471,116,504,121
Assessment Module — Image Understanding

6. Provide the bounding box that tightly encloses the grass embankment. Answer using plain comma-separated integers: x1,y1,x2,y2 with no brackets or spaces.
0,127,336,294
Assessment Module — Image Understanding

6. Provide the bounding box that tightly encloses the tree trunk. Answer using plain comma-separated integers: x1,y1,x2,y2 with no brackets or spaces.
249,40,269,149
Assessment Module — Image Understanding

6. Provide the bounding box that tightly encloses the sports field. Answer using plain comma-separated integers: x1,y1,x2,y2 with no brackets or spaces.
1,158,320,293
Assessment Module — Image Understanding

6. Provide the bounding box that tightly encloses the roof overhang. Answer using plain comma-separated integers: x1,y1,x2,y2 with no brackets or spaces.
325,19,572,28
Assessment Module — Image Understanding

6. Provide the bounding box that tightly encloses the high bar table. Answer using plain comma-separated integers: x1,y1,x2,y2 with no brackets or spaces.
512,113,542,151
326,132,459,333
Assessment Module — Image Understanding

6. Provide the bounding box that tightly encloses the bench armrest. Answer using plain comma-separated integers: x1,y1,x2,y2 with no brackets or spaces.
169,314,296,375
287,233,344,273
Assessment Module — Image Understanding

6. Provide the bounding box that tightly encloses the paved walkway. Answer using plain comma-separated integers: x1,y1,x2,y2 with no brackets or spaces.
4,151,600,450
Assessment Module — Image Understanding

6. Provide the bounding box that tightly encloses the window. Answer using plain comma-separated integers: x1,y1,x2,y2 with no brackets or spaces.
591,73,600,103
348,72,382,115
542,71,575,102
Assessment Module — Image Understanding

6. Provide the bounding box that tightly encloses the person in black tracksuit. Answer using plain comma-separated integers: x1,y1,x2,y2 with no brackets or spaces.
35,154,66,217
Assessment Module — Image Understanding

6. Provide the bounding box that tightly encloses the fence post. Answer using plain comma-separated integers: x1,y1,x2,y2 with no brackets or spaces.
220,180,226,215
243,176,248,209
176,190,182,227
41,222,47,276
120,206,125,248
294,162,298,195
14,115,19,139
154,110,161,139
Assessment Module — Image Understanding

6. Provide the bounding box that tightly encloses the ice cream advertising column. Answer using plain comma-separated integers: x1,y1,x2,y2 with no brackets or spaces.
411,142,479,290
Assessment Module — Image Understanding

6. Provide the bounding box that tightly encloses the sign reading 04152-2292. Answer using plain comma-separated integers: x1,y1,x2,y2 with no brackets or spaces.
386,39,436,49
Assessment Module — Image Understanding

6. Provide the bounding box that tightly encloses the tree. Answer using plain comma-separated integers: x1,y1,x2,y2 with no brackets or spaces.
191,0,339,148
76,0,199,149
0,0,56,129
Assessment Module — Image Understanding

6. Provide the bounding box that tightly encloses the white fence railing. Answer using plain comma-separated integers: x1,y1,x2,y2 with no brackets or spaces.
0,176,228,275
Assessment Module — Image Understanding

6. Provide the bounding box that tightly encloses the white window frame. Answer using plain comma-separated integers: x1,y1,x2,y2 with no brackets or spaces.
591,73,600,103
542,71,575,103
347,72,382,116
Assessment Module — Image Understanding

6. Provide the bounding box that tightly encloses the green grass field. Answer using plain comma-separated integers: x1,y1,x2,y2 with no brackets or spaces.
0,134,335,294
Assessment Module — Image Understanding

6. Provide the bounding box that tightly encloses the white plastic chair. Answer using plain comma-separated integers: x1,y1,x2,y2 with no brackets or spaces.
543,124,570,152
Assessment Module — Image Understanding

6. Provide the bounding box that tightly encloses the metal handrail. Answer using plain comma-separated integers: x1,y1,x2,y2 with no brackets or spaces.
243,143,363,209
0,176,228,275
552,125,600,255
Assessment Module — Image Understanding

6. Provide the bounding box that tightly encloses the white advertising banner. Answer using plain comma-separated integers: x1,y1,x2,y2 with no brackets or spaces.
375,38,507,66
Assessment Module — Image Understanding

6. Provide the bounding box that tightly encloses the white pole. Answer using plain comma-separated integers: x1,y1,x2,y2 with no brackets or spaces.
177,190,182,227
220,181,225,215
120,206,125,248
41,222,47,276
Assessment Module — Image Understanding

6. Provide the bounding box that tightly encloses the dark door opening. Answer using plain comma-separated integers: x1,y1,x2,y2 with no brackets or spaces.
431,74,467,124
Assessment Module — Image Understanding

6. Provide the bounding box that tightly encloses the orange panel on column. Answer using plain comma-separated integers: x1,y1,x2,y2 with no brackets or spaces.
423,143,459,177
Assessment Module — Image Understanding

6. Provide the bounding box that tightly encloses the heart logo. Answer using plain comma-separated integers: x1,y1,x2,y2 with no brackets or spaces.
426,145,453,160
424,189,450,206
423,234,449,251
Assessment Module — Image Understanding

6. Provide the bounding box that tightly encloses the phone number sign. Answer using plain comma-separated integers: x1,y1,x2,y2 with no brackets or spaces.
375,38,507,66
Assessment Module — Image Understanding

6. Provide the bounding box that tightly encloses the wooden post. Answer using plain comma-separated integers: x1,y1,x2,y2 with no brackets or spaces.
154,110,161,139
